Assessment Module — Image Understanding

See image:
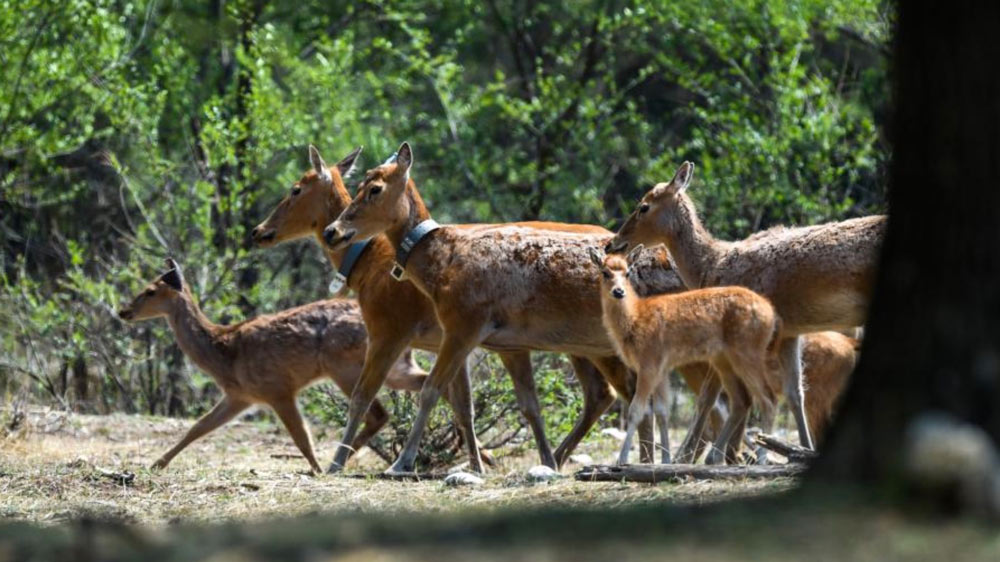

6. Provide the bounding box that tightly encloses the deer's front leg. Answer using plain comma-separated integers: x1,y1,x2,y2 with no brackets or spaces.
152,395,251,470
328,337,410,473
386,331,482,475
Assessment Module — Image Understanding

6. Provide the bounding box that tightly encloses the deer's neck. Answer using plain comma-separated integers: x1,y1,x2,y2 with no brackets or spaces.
665,196,727,289
386,182,433,253
601,288,640,362
166,294,233,384
314,187,353,269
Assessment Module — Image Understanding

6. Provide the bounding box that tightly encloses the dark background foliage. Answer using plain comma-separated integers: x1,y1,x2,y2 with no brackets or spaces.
0,0,889,454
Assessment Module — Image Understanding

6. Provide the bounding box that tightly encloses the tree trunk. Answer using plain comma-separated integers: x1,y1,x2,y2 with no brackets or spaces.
71,355,88,412
810,1,1000,484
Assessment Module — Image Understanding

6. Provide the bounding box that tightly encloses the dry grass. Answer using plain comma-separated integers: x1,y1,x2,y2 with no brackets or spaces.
1,408,997,561
0,406,794,525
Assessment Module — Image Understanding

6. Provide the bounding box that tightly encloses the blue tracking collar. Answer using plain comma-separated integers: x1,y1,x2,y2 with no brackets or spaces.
390,219,440,281
334,239,372,288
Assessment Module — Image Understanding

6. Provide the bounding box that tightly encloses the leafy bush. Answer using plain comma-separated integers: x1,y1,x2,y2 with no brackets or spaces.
0,0,890,456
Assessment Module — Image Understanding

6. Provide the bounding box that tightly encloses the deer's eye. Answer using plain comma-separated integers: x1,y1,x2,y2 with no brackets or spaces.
291,186,301,196
639,202,650,214
370,185,383,195
145,289,155,296
602,271,611,280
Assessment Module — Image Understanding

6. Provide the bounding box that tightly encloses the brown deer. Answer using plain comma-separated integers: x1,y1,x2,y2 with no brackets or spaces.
117,259,427,474
608,162,885,449
253,146,674,472
591,246,784,464
801,331,857,444
322,142,774,472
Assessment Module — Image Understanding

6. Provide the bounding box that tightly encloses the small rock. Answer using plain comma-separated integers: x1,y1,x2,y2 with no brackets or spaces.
446,462,470,475
601,427,627,441
444,471,484,487
568,454,594,466
527,465,563,482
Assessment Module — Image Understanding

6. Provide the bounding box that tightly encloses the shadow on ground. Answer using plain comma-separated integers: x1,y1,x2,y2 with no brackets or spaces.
2,488,997,562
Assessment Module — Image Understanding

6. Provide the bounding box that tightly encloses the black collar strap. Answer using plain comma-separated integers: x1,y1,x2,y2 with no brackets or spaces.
337,239,372,284
390,219,440,281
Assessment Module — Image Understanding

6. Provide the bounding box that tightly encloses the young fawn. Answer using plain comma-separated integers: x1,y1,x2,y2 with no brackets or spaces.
609,162,884,449
592,246,784,465
117,259,427,473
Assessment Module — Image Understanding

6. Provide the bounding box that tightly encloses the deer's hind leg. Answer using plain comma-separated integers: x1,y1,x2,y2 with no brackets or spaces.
552,356,616,468
499,351,556,469
675,366,723,463
706,368,751,465
780,336,814,449
651,373,673,464
271,396,322,474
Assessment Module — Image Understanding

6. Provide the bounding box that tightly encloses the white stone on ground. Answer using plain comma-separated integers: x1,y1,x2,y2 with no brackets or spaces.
444,471,484,487
568,453,594,466
526,465,563,482
600,427,627,441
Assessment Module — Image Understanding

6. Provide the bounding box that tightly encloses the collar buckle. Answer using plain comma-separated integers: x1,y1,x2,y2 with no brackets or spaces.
390,262,406,281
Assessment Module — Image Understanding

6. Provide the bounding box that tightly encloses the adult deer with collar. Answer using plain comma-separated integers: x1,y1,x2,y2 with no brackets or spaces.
323,142,821,471
254,146,680,471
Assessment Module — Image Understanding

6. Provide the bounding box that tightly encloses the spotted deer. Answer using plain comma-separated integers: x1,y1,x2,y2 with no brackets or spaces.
591,246,785,464
323,142,783,472
117,259,427,473
608,162,885,449
253,146,695,471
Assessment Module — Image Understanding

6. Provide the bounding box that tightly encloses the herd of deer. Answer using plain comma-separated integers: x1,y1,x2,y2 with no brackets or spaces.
117,141,885,476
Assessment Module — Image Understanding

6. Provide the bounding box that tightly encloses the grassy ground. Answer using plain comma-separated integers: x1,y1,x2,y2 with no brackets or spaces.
1,408,997,561
0,407,792,525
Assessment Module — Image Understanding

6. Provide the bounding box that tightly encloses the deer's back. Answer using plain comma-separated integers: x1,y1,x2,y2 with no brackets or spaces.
710,215,885,331
226,299,368,397
634,287,777,364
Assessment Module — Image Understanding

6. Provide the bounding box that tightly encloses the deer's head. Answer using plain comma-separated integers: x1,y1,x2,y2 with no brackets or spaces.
118,259,188,322
252,145,362,247
323,142,414,250
589,245,645,301
606,161,694,254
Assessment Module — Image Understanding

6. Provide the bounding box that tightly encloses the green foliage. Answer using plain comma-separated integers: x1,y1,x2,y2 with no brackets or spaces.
0,0,889,449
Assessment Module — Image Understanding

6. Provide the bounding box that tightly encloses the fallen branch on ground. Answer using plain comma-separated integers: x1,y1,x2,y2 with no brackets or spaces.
340,471,451,481
575,463,806,483
753,433,818,463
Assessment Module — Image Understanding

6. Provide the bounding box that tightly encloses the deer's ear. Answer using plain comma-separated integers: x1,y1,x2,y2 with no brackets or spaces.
161,261,185,292
588,246,604,268
336,146,363,178
651,161,695,198
626,244,645,265
395,142,413,178
669,161,694,195
309,145,332,183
